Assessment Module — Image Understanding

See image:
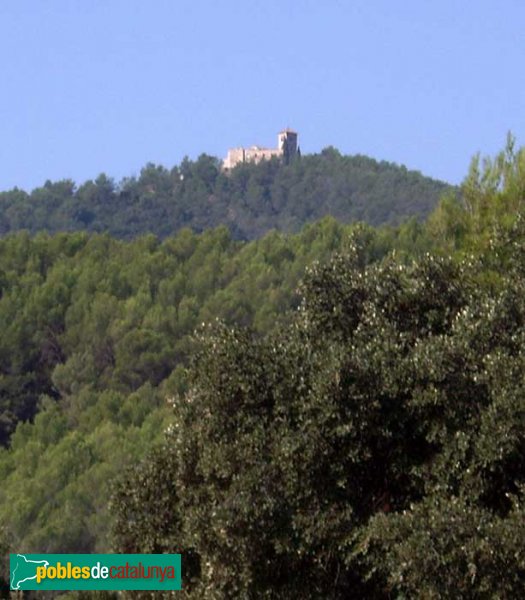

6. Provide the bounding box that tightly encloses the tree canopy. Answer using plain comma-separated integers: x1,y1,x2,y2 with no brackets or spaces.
111,226,525,597
0,151,450,240
1,138,524,597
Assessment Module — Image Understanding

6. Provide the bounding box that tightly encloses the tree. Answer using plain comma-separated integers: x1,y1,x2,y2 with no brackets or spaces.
112,228,525,597
0,150,450,240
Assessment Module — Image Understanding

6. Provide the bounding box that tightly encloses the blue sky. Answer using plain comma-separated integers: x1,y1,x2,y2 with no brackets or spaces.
0,0,523,191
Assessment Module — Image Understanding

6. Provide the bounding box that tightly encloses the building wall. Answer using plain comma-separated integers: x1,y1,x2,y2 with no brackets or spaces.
244,147,281,164
223,148,245,170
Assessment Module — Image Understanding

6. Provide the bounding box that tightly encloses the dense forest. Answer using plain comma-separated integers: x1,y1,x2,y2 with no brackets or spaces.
0,139,524,597
0,149,450,240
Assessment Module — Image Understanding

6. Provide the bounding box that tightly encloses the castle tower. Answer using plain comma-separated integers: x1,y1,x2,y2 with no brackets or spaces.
278,128,298,164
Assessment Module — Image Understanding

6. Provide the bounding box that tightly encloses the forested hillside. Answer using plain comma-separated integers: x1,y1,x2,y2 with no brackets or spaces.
0,140,524,597
0,149,450,240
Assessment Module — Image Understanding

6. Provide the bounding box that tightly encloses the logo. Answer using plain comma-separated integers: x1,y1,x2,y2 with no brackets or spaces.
10,554,182,591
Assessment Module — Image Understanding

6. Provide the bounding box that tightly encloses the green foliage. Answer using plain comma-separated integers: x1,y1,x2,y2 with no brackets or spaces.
363,495,525,598
112,227,525,596
426,133,525,258
0,151,450,240
2,139,524,596
0,219,390,558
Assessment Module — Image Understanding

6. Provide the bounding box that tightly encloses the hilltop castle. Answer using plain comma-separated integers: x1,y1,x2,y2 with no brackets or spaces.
223,129,298,170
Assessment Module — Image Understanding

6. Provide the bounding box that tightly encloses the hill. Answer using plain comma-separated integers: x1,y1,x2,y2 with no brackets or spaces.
0,139,524,596
0,149,451,240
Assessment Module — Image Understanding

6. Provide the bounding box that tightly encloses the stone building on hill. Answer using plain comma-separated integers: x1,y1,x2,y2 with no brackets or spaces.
223,129,298,170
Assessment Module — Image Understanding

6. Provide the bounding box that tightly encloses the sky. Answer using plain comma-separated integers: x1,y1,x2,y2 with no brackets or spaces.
0,0,523,191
